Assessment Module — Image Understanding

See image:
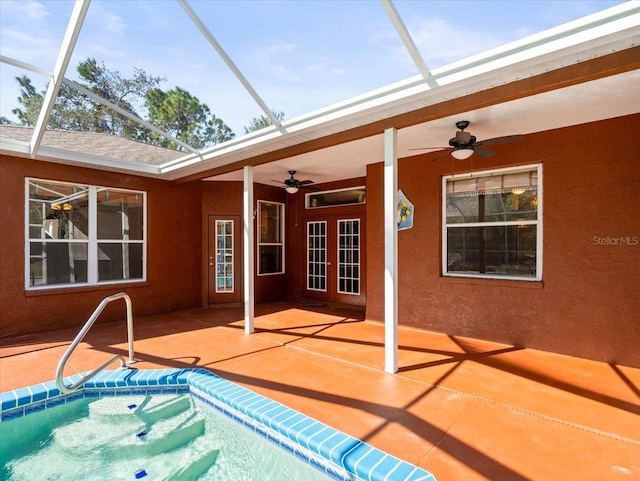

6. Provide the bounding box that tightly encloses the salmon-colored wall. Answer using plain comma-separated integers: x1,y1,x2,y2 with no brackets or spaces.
201,181,287,304
366,114,640,367
285,178,367,305
0,155,202,338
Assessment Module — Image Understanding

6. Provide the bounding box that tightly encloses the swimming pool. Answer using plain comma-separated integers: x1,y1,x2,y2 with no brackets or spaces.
1,368,436,481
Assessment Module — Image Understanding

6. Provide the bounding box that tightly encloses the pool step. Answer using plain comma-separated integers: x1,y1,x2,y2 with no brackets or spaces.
55,407,207,458
166,448,220,481
6,395,223,480
88,394,191,424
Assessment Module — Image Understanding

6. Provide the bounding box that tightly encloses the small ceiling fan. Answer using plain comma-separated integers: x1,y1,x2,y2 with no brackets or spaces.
411,121,523,160
278,170,315,194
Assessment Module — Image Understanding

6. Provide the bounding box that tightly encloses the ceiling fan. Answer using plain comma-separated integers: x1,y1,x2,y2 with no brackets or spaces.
278,170,315,194
411,120,523,160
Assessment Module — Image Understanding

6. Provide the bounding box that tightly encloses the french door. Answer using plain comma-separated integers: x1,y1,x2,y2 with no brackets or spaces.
208,215,242,305
305,215,364,307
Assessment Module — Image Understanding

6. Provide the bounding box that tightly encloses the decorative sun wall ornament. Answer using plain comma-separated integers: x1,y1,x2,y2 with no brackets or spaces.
397,189,414,231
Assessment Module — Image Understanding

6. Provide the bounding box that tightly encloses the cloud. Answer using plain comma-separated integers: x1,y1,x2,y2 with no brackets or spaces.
1,0,50,20
387,16,513,71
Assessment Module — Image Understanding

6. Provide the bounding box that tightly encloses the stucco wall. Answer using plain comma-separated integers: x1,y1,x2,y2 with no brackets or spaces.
366,114,640,367
201,181,287,304
0,156,202,338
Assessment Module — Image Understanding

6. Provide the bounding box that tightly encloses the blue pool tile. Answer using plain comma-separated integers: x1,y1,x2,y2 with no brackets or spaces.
295,420,326,447
274,412,307,437
29,384,48,403
325,462,352,481
1,408,24,421
327,436,361,467
341,441,374,473
367,455,404,481
285,416,318,442
25,402,46,415
14,388,32,407
309,454,328,475
350,447,390,480
379,460,416,481
268,409,299,431
1,391,18,411
227,390,257,408
258,404,290,424
247,399,279,419
315,431,350,459
404,468,437,481
239,396,272,416
1,368,438,481
304,425,332,452
45,396,66,408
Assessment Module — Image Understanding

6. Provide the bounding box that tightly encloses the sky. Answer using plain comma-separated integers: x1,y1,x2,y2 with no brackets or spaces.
0,0,627,137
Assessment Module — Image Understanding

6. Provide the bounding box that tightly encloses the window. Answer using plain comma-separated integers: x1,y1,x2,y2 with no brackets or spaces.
307,221,327,291
26,179,146,289
215,220,234,293
337,219,360,294
306,186,366,208
257,201,284,275
442,164,542,281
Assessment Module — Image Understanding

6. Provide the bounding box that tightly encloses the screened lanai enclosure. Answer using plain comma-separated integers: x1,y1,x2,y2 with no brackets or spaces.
1,1,639,370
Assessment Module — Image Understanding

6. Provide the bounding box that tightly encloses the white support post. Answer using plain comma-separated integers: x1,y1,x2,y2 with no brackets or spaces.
243,166,255,334
384,128,398,374
30,0,90,158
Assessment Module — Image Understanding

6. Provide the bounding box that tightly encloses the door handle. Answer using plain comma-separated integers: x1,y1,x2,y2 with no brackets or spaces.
327,262,332,266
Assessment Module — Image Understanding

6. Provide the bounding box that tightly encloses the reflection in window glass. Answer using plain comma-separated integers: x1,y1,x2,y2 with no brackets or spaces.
443,166,541,280
258,201,284,275
26,179,145,289
97,189,144,240
337,220,360,295
98,243,143,281
215,220,234,293
29,242,88,286
307,221,327,291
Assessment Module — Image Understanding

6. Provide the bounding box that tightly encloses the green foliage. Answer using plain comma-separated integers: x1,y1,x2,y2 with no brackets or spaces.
244,110,285,134
12,75,43,126
144,86,234,149
10,58,235,150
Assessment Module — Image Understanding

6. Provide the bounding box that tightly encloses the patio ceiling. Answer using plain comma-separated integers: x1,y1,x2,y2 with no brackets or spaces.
1,1,639,186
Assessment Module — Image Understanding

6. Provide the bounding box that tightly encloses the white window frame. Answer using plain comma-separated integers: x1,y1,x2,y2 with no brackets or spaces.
25,178,147,290
257,200,285,276
215,219,235,293
442,163,543,281
306,220,327,292
337,218,361,295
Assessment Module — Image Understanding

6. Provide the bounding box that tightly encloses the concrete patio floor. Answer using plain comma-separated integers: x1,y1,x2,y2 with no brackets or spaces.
1,302,638,480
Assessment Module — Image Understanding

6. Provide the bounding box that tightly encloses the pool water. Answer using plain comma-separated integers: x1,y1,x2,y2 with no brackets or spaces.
0,394,331,481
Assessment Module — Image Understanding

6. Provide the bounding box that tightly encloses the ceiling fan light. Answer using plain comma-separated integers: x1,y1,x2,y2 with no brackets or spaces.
451,148,473,160
285,186,299,194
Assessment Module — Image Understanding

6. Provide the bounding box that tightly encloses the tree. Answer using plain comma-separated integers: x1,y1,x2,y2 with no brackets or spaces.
72,58,164,139
244,110,285,134
10,57,235,149
144,86,234,149
12,75,43,126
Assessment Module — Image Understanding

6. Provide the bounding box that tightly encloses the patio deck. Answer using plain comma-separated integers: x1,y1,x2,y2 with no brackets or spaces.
1,302,638,481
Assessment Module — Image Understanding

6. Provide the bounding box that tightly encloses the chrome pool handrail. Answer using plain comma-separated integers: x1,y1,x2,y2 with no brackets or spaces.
55,292,137,394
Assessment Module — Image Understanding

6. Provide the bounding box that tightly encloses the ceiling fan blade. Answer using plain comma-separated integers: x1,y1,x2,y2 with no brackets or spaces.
474,147,496,157
409,146,448,151
431,150,453,162
298,180,314,185
477,134,524,146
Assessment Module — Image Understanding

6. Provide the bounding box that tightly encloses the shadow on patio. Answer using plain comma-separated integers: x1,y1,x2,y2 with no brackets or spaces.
1,303,638,480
